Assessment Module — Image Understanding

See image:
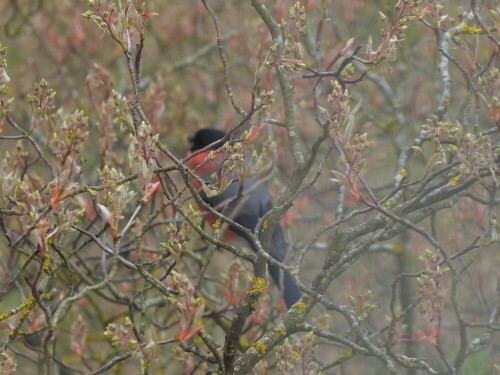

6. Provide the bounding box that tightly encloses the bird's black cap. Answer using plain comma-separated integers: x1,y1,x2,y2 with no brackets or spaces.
188,128,227,152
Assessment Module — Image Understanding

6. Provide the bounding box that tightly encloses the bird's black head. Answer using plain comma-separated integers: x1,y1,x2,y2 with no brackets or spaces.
188,128,227,152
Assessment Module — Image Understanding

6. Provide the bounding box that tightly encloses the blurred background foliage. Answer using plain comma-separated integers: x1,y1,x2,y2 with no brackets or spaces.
0,0,499,374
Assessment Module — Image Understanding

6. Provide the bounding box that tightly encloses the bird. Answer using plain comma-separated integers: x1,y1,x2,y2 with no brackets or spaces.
186,128,301,308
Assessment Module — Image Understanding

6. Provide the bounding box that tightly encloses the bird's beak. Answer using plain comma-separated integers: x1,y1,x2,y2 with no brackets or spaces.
187,132,196,152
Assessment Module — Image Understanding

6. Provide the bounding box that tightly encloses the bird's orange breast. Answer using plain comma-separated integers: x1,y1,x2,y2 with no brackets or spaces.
185,150,235,239
185,151,224,190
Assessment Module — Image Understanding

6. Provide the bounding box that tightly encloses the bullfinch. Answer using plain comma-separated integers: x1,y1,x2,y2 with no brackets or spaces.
186,128,301,308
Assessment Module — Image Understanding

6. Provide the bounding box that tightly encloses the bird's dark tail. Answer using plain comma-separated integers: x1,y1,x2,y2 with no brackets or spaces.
267,224,301,308
233,217,302,308
268,265,302,308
